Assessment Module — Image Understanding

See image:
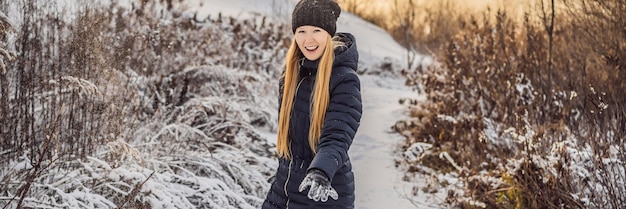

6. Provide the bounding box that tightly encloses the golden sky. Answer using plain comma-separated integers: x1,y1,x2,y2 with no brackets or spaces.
363,0,528,11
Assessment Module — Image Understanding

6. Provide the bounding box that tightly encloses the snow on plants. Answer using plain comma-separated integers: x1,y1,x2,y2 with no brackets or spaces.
1,0,286,208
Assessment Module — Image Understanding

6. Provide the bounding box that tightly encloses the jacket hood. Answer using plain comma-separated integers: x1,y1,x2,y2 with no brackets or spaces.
333,32,358,71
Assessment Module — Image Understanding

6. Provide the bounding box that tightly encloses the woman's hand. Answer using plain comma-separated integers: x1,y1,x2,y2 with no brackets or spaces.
298,169,339,202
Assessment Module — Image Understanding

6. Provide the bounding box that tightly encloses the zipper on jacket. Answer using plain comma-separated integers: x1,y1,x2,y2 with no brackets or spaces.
284,150,293,208
284,75,309,208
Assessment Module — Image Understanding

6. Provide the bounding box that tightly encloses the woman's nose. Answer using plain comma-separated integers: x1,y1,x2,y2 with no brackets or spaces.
303,34,315,44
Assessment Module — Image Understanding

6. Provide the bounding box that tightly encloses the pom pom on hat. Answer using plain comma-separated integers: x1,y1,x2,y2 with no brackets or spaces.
292,0,341,35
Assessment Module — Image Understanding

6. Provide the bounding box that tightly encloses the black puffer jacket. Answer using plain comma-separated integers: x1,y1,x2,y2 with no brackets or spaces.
262,33,362,209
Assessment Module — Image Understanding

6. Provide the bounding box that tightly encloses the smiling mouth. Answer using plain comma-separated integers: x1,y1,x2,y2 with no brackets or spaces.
305,46,318,51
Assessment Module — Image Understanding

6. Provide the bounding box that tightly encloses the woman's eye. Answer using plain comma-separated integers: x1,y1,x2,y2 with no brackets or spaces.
297,30,305,33
313,29,321,33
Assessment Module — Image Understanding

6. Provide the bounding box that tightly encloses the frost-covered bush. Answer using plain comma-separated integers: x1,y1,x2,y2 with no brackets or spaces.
1,0,288,208
394,5,625,209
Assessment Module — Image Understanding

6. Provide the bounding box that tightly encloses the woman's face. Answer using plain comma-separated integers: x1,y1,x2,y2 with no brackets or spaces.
295,25,329,61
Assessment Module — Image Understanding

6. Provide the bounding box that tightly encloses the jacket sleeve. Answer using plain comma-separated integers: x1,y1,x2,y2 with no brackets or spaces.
308,68,362,179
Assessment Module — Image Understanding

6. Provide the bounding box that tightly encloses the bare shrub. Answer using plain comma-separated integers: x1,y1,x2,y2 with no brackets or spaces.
1,0,287,208
0,0,113,167
394,0,625,207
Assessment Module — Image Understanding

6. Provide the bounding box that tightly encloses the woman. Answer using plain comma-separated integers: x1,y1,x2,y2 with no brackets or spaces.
262,0,362,208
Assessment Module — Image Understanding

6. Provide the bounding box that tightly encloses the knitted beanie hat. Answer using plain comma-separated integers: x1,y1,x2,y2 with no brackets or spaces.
291,0,341,36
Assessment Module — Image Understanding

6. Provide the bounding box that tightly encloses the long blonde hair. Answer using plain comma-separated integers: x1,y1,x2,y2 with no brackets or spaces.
276,34,344,159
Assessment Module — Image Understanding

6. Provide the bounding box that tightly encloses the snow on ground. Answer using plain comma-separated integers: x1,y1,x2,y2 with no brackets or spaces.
191,0,442,208
336,12,409,68
350,75,429,209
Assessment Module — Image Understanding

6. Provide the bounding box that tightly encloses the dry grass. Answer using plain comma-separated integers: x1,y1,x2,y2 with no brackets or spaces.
369,0,626,208
1,0,287,207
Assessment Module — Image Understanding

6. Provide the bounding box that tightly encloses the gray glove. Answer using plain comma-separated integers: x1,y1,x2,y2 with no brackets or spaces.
298,169,339,202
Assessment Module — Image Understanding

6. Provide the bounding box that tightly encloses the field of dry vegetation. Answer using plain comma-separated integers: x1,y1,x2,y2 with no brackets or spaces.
342,0,626,208
0,0,287,208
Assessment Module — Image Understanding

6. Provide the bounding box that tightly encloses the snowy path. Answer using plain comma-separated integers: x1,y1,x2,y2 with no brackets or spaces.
258,74,434,209
350,75,423,209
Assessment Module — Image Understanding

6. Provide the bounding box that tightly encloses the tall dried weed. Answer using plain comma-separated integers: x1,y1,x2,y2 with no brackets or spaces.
1,0,287,207
391,0,625,208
